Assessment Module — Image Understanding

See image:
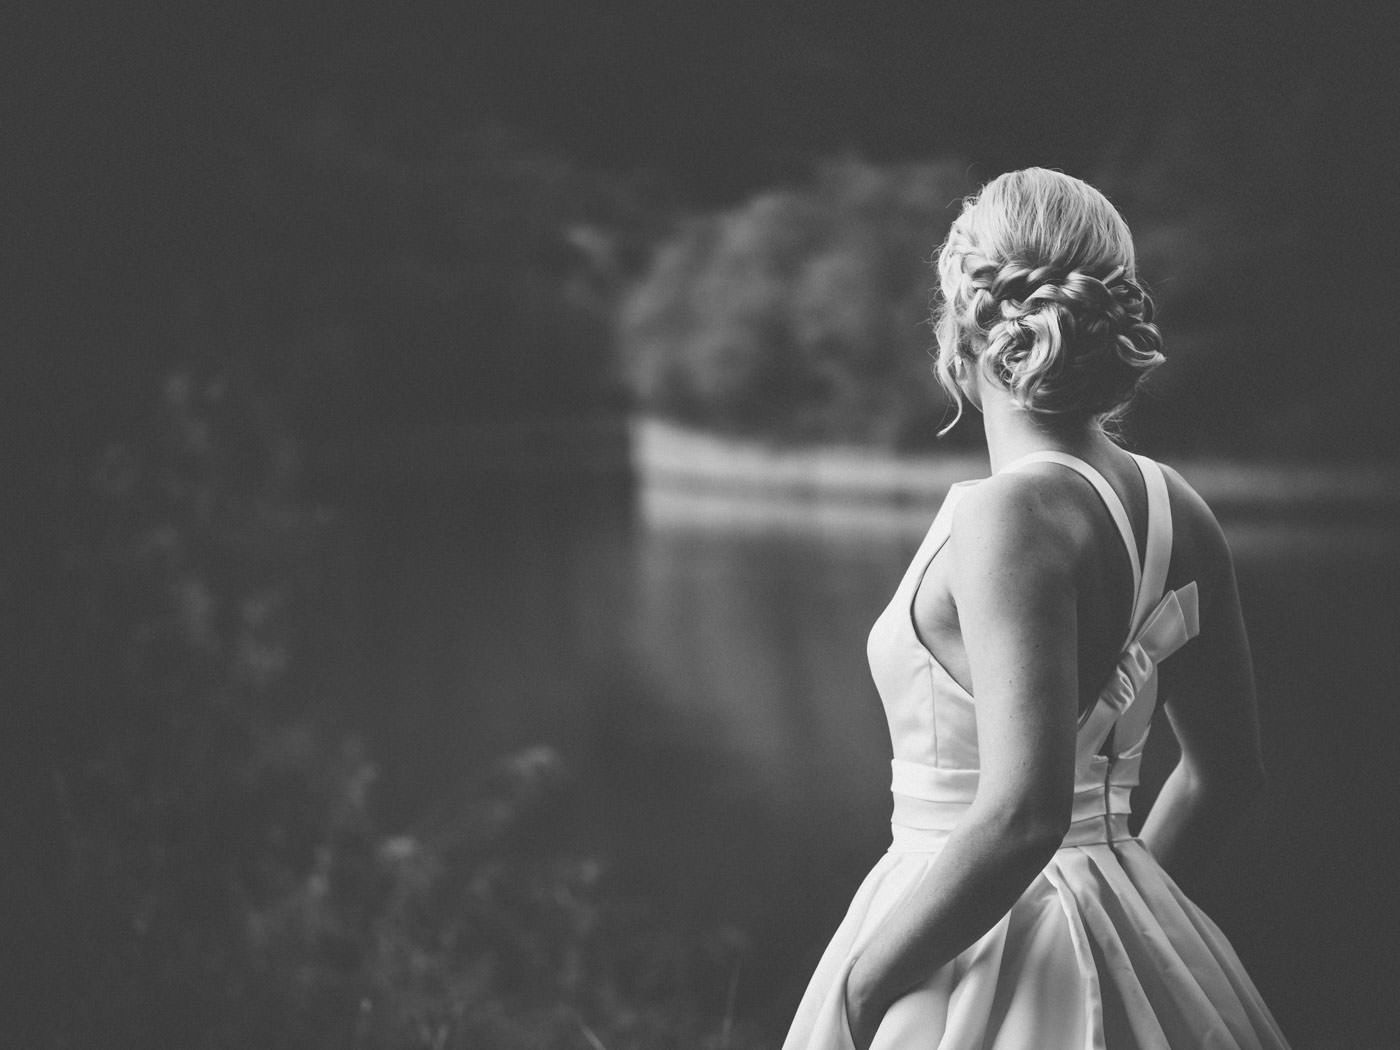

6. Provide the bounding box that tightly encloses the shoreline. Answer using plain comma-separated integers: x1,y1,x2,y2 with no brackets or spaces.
303,413,1400,522
631,417,1400,519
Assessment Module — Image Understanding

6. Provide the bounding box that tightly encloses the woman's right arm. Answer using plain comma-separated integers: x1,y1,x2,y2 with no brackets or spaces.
1139,480,1266,882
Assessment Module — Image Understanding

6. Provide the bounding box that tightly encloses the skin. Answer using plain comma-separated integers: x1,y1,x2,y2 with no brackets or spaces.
843,365,1266,1050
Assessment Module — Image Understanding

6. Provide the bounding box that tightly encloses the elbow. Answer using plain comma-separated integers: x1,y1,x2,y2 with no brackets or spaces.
1008,812,1069,863
970,795,1071,857
1024,804,1073,854
1183,754,1267,802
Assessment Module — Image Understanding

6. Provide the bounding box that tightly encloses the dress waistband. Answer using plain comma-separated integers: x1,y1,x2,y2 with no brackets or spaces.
888,790,1135,854
890,759,1136,815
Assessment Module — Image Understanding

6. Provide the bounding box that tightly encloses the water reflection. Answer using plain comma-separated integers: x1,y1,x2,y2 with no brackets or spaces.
301,471,1400,1045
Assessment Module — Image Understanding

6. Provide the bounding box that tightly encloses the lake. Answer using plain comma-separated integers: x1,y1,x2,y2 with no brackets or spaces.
295,463,1400,1049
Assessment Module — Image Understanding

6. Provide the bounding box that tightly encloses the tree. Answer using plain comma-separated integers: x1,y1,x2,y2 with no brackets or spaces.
620,158,977,449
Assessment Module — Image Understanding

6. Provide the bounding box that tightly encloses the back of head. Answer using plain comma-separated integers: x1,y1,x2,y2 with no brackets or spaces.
933,168,1164,427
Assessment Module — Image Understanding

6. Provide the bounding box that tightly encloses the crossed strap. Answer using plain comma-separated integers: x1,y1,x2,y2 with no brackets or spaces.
1081,580,1200,762
997,451,1201,763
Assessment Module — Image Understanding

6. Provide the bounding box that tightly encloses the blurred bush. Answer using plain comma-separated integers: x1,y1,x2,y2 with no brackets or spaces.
241,741,765,1050
2,328,764,1047
619,157,976,449
3,343,316,1043
620,139,1400,460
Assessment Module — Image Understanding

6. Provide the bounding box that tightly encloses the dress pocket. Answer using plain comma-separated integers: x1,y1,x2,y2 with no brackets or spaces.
836,963,862,1050
868,974,953,1050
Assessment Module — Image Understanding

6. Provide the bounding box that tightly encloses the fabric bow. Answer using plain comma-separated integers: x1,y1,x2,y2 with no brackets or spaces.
1083,581,1200,758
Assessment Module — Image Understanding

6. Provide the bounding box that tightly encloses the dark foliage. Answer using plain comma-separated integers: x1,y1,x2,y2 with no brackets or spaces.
1,347,764,1047
619,158,973,449
620,126,1400,458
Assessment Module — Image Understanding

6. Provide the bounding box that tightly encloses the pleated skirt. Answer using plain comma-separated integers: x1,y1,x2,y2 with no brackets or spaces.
781,834,1290,1050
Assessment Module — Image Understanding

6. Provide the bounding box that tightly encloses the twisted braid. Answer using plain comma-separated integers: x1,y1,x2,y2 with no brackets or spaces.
936,216,1164,420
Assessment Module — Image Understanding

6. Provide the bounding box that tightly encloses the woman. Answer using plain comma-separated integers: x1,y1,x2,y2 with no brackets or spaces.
782,169,1290,1049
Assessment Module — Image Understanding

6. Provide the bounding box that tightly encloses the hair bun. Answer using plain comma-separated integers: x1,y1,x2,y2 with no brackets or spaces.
933,169,1165,426
981,263,1163,417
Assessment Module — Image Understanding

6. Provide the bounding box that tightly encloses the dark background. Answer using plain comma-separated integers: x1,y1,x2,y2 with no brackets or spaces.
17,3,1400,444
6,4,1399,1048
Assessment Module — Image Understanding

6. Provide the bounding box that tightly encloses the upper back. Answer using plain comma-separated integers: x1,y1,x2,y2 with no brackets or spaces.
917,446,1230,716
1023,451,1260,788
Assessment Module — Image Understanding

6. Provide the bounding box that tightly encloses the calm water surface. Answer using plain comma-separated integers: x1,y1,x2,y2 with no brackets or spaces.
299,471,1400,1048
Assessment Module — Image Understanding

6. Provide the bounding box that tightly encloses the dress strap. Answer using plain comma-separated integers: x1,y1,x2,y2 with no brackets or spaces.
1129,454,1173,632
997,451,1143,610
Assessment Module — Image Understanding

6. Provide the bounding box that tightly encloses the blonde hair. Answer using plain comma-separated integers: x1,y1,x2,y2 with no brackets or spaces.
933,168,1164,431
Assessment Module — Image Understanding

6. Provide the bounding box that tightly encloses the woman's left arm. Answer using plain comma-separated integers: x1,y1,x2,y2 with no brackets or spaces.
844,476,1080,1050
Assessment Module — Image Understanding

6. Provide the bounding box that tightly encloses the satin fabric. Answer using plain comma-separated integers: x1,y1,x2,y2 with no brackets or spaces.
782,453,1289,1050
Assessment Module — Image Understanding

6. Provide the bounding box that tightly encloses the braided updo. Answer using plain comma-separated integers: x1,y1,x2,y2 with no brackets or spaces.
933,168,1163,428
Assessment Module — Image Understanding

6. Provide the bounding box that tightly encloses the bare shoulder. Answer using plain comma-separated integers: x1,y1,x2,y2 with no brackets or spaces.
1155,461,1235,596
949,471,1084,577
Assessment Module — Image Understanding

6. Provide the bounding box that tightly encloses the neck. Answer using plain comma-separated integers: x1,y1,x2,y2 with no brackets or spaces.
978,386,1110,473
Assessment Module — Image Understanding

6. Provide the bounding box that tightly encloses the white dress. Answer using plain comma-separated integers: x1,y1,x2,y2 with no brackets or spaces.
782,451,1291,1050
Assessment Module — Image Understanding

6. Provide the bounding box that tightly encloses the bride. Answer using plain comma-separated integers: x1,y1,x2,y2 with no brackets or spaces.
782,168,1290,1049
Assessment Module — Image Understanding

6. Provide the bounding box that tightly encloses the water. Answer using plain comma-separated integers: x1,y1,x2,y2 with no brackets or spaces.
297,469,1400,1047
